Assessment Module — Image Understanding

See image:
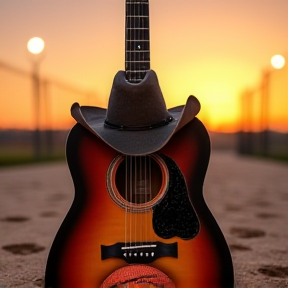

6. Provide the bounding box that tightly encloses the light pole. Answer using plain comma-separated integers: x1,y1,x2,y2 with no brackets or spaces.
261,54,285,155
27,37,45,160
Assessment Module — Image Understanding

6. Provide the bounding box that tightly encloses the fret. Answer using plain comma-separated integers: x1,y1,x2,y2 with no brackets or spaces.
126,57,150,63
126,70,148,73
127,28,149,30
126,17,149,30
126,2,148,4
126,52,150,62
126,61,150,68
125,62,150,71
126,16,149,18
126,3,149,17
126,1,148,4
126,50,149,52
126,29,149,41
125,61,150,63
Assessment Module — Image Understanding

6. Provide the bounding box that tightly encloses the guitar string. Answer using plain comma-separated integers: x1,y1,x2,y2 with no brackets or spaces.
125,0,129,247
141,0,145,80
143,1,148,245
134,156,137,246
146,155,149,245
126,155,129,248
144,2,148,246
130,155,134,247
149,155,153,244
138,156,145,243
125,0,128,247
133,0,135,247
133,0,136,82
142,156,145,245
138,0,141,81
125,155,127,248
140,155,143,246
140,2,143,245
147,155,150,246
135,0,138,82
125,0,126,80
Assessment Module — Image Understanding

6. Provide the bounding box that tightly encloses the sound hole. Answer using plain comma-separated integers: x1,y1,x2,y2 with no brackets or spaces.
107,154,168,212
116,156,162,204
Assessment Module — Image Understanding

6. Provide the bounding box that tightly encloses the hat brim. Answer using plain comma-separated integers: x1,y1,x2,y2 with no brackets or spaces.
71,95,200,155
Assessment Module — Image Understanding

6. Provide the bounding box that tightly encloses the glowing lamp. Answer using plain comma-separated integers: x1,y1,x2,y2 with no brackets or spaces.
270,55,285,69
27,37,45,55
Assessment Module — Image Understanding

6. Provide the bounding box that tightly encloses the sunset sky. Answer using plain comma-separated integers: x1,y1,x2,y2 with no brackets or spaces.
1,0,288,132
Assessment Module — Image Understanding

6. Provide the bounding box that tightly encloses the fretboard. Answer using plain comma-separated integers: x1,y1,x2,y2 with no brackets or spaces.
125,0,150,83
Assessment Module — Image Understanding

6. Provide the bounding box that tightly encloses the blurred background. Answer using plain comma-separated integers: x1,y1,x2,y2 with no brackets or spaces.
1,0,288,166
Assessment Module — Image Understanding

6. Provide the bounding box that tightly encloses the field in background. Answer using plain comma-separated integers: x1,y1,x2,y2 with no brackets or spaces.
1,129,288,167
0,129,67,166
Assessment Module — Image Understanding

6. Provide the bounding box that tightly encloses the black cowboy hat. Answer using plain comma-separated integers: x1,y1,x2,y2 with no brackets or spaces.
71,70,200,155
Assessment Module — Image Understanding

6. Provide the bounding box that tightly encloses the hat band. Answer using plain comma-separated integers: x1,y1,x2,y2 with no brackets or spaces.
104,116,174,131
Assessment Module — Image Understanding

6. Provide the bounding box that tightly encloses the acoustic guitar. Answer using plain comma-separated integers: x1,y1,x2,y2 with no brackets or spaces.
45,1,234,287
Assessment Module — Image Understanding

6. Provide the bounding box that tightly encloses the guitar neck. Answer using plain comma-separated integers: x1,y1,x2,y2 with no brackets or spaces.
125,0,150,83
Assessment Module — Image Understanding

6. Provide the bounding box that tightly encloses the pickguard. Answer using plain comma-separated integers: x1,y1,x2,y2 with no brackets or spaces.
153,154,200,240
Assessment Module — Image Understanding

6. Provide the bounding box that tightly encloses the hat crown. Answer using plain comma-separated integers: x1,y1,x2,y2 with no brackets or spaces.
71,70,200,155
106,70,171,128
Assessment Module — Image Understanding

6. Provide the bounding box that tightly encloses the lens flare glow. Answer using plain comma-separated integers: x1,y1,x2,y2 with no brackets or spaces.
271,55,285,69
27,37,45,54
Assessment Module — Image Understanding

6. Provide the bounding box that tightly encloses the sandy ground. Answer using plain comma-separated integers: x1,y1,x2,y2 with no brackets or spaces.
1,151,288,288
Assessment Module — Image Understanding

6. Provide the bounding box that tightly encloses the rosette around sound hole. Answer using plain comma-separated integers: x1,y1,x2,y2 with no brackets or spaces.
107,154,169,213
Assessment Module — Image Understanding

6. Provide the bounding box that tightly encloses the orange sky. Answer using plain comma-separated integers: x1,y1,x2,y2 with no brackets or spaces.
1,0,288,132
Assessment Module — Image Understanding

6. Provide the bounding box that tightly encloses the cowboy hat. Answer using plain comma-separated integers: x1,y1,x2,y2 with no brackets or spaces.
71,70,200,155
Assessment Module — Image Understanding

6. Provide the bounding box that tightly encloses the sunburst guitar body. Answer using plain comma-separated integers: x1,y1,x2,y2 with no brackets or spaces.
45,118,234,288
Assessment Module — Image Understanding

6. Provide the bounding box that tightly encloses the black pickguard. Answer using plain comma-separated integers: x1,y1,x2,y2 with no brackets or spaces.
153,154,200,240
